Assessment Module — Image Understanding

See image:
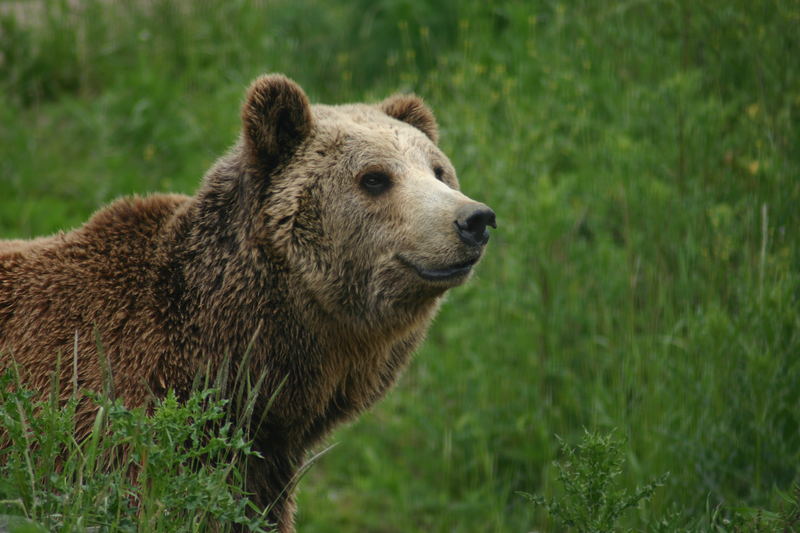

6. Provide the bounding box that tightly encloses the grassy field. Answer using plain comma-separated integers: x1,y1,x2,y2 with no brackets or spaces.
1,0,799,531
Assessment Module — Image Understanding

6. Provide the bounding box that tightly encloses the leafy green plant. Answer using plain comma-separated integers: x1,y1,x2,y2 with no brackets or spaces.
0,367,274,532
521,430,667,532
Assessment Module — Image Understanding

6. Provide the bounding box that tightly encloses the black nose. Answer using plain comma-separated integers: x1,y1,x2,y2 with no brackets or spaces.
455,204,497,247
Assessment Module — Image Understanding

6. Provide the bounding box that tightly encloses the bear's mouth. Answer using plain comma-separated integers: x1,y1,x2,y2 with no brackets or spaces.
396,254,480,283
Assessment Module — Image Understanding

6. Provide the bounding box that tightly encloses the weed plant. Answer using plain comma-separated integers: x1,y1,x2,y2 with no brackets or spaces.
520,430,668,532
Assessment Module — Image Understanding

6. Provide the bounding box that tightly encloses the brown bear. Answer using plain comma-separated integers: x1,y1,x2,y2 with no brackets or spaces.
0,74,495,532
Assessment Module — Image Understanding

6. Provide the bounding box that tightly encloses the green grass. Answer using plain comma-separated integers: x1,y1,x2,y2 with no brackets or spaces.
1,0,799,531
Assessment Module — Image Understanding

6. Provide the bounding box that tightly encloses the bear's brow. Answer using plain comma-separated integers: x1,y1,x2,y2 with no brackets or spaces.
340,126,406,154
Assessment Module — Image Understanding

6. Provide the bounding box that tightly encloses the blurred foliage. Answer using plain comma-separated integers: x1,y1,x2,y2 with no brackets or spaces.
0,0,799,531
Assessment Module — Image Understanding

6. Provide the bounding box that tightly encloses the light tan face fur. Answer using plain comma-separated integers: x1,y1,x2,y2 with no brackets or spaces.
261,103,489,327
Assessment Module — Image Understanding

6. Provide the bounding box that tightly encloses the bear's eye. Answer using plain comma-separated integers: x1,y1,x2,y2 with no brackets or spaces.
433,166,445,181
360,171,392,195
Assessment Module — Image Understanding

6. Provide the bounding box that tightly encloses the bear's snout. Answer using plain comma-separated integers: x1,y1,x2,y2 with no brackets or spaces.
454,203,496,247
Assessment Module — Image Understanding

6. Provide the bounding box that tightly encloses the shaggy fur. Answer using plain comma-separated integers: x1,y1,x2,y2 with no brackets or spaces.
0,74,494,532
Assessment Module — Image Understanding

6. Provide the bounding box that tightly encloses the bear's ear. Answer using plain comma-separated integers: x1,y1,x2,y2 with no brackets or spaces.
379,94,439,144
242,74,314,168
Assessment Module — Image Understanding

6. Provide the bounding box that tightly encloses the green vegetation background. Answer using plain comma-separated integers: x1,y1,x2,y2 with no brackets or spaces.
1,0,798,530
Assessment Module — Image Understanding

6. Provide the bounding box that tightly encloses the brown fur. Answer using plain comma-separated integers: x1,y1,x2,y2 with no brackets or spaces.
0,74,493,532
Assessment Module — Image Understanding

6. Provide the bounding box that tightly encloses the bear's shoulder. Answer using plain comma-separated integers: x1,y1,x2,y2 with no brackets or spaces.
0,193,191,270
83,193,190,235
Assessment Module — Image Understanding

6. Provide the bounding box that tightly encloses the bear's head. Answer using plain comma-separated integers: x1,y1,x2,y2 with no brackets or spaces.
239,74,495,333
